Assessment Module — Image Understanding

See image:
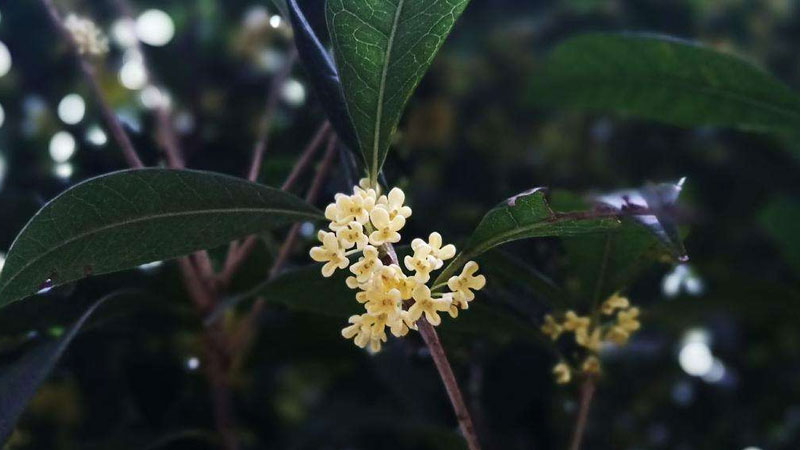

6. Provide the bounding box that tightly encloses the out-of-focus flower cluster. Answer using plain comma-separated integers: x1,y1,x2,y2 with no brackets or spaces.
542,293,641,384
64,14,109,56
310,179,486,352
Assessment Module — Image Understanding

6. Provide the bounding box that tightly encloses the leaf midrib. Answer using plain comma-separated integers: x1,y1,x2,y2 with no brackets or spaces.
371,0,405,184
0,207,320,295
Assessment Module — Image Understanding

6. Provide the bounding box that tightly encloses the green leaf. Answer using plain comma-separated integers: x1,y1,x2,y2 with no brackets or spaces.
327,0,471,182
760,197,800,276
529,33,800,133
433,188,621,287
552,181,688,302
0,169,322,307
0,292,120,444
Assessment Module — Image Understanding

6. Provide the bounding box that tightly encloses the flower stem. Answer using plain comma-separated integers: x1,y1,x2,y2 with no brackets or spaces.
568,377,596,450
417,320,483,450
382,243,482,450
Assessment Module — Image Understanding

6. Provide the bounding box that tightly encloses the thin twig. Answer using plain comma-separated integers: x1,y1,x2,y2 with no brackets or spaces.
281,121,331,192
220,121,331,286
417,321,483,450
113,0,184,168
40,0,144,168
247,49,299,182
381,244,482,450
229,136,338,358
568,377,596,450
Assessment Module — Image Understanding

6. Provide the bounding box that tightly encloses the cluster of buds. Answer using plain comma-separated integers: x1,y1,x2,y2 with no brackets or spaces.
310,179,486,352
64,14,109,57
542,293,641,384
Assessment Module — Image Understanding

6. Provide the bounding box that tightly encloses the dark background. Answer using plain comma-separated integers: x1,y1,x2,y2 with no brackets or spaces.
1,0,799,449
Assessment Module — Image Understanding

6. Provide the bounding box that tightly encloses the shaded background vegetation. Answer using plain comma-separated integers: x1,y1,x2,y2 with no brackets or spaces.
1,0,799,449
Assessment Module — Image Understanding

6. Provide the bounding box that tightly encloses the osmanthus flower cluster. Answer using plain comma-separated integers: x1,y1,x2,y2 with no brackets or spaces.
310,179,486,352
541,293,641,384
63,14,109,56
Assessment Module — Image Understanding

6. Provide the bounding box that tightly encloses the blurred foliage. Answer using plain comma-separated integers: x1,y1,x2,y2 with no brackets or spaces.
0,0,799,450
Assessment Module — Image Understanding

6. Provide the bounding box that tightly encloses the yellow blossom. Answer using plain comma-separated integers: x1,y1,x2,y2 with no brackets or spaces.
377,187,412,220
605,325,630,345
368,206,405,245
617,307,641,332
64,14,109,56
581,356,602,375
404,245,438,282
553,362,571,384
541,314,563,340
336,221,368,250
412,232,455,268
309,231,349,277
576,326,602,352
341,314,373,348
408,285,452,326
601,292,630,315
447,261,486,301
332,191,375,226
365,287,403,317
349,245,382,283
358,177,380,195
562,311,590,331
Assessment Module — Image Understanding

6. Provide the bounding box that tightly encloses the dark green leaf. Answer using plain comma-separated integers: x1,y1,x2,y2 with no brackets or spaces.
592,179,688,260
530,33,800,133
327,0,471,182
433,188,620,287
0,292,119,444
287,0,359,152
552,182,687,303
760,197,800,276
0,169,322,307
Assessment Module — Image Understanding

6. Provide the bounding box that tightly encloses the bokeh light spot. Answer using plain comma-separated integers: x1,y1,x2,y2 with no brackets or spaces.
136,9,175,47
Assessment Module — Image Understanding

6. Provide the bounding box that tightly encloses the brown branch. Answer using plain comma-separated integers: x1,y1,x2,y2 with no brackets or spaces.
281,121,331,192
381,245,482,450
247,49,299,182
40,0,144,168
568,377,596,450
112,0,185,168
219,121,331,286
417,321,482,450
229,135,338,358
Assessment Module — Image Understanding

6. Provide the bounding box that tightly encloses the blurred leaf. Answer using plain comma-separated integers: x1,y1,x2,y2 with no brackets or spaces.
287,0,359,152
592,179,688,260
327,0,471,181
530,33,800,134
552,180,687,303
760,197,800,276
0,292,119,445
478,250,567,307
433,188,621,286
0,169,322,307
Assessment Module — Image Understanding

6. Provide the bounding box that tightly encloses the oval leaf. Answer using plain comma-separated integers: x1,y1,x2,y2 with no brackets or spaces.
327,0,471,182
529,33,800,133
0,169,322,306
433,189,620,286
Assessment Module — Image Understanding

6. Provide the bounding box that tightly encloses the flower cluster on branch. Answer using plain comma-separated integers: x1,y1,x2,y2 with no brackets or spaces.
542,293,641,384
310,179,486,352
